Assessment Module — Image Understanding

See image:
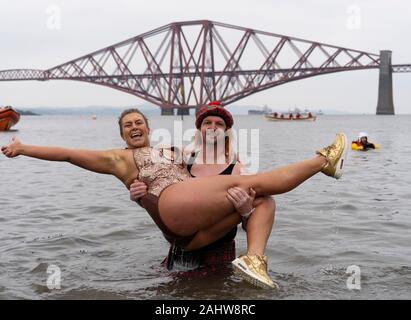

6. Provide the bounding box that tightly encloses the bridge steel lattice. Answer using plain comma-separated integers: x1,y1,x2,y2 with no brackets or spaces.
0,20,405,114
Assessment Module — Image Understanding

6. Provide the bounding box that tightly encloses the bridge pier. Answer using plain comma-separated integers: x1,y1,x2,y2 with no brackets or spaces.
161,108,175,115
376,50,395,115
160,107,192,115
176,108,190,116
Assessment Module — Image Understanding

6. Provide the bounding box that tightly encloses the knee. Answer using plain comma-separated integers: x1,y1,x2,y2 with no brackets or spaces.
254,196,276,222
259,196,276,213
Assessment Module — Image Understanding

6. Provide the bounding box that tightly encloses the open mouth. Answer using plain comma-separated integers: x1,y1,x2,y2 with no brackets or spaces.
130,131,143,139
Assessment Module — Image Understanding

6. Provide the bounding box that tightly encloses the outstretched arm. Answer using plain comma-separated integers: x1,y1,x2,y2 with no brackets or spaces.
1,137,123,175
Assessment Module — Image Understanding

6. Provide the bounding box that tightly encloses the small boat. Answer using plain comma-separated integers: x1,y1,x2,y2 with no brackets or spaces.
265,112,316,122
0,106,21,131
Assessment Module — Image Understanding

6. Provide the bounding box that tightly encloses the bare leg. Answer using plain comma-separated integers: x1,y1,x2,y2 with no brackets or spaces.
246,197,275,256
176,134,346,288
159,155,326,236
231,196,277,289
184,213,240,251
184,196,275,252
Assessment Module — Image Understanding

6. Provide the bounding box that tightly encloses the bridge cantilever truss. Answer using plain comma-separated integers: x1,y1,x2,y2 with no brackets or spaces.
0,20,387,110
0,69,46,80
392,64,411,73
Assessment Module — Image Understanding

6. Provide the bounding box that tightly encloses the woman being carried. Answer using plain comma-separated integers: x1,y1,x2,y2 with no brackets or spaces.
1,108,348,289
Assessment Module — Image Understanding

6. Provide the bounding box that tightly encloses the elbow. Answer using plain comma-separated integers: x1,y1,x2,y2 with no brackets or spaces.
63,153,73,163
65,149,83,163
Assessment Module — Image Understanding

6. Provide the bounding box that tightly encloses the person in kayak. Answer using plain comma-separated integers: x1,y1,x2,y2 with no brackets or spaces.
352,132,376,150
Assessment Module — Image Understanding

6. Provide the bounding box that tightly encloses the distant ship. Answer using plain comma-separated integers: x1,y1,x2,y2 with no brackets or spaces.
248,109,266,115
0,106,20,131
248,105,272,115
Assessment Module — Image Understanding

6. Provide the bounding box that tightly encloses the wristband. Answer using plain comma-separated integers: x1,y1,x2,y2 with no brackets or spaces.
240,207,255,218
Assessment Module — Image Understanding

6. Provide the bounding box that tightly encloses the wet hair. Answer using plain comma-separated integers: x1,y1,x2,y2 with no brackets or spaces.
118,108,150,136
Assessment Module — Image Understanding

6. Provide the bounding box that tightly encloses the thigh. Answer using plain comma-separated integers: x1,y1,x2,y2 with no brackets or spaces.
158,175,243,236
183,212,241,251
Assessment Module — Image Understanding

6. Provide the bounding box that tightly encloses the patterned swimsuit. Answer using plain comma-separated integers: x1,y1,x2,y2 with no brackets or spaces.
132,146,195,246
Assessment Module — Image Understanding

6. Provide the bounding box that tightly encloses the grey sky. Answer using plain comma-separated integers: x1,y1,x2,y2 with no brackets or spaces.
0,0,410,113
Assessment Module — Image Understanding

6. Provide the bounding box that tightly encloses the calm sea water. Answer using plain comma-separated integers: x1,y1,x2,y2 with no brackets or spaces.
0,114,410,300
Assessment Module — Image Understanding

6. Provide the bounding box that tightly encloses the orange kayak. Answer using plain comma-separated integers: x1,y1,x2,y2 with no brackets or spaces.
0,106,20,131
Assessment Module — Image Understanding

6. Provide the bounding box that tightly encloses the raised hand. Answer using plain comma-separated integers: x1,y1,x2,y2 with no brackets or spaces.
1,137,22,158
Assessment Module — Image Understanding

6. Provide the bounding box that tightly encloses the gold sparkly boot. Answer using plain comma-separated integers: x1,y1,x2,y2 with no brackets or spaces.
316,133,348,179
232,254,279,289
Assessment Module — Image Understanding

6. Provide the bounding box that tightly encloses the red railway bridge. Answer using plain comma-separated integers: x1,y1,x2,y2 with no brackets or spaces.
0,20,409,115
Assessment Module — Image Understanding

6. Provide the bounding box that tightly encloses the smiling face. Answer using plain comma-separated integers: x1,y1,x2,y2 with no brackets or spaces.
120,112,150,148
200,115,227,145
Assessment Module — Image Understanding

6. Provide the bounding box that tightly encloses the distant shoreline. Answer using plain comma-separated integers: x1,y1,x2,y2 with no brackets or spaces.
16,106,372,116
16,109,40,116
